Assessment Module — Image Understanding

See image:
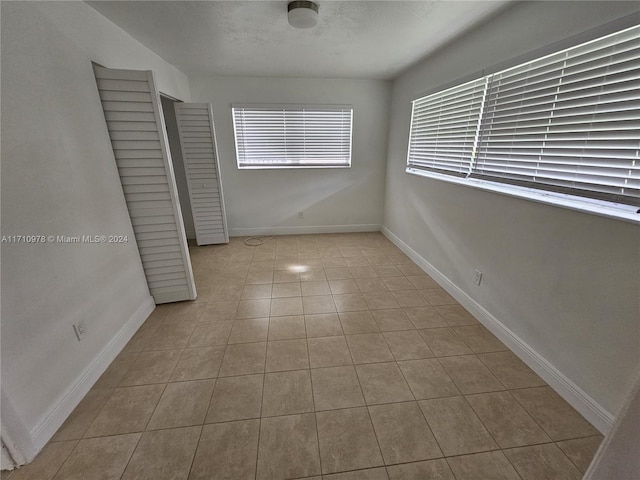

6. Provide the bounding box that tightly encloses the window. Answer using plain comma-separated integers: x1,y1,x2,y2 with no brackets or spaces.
232,105,353,168
407,24,640,212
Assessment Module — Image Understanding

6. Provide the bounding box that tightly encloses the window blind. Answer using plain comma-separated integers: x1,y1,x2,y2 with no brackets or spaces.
232,105,353,168
407,77,487,176
406,24,640,208
474,26,640,205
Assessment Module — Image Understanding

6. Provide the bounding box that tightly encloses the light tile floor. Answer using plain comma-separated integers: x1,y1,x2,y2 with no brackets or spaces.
3,233,604,480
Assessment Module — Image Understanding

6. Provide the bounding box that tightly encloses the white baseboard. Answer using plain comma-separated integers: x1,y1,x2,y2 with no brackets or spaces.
229,224,381,237
24,295,155,460
381,226,614,434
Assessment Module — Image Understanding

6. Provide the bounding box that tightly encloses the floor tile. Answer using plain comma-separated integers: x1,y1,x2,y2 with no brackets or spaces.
387,459,455,479
346,333,394,364
446,451,521,480
52,389,114,441
265,338,309,372
305,313,344,338
504,443,583,480
171,346,225,381
236,299,271,319
300,269,328,282
383,330,434,360
84,384,165,437
363,292,400,310
349,266,378,278
146,379,215,430
163,302,206,324
403,307,447,329
245,271,274,284
438,355,504,394
262,370,314,417
333,294,369,312
372,309,414,331
256,414,321,480
205,374,263,423
511,386,600,441
434,305,479,326
398,359,459,399
189,420,260,480
202,301,239,322
452,325,507,353
556,436,603,473
467,391,550,448
356,362,414,405
355,277,387,293
418,396,498,456
420,289,457,306
405,274,438,288
52,433,140,480
418,328,472,357
393,289,430,308
121,426,200,480
270,296,304,316
345,257,371,267
8,440,76,480
328,279,359,294
301,280,331,296
311,366,365,410
339,311,379,334
273,270,300,283
308,336,353,368
228,318,269,344
477,351,546,389
241,284,272,300
382,276,415,291
369,402,442,464
323,468,389,480
325,268,353,281
187,321,233,347
92,352,139,389
271,282,302,298
268,315,306,340
374,265,403,277
143,323,196,351
316,407,384,474
210,285,244,303
302,295,336,314
219,342,266,377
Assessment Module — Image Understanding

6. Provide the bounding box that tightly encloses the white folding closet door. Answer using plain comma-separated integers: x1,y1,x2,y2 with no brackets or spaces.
93,66,196,304
174,103,229,245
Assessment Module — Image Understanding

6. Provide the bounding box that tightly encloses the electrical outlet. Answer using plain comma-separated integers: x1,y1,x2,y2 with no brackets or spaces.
73,321,87,341
473,270,483,286
298,211,304,218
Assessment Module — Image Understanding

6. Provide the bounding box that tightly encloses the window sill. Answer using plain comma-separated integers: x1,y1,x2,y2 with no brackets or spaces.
238,165,351,170
406,167,640,225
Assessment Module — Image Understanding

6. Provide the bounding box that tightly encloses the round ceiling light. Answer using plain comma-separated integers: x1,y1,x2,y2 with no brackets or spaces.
288,1,319,29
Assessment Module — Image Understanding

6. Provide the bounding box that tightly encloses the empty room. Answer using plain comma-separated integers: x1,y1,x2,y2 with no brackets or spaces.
1,1,639,479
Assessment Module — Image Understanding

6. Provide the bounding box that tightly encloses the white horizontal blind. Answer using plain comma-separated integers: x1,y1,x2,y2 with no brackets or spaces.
232,105,353,168
407,77,487,176
475,26,640,204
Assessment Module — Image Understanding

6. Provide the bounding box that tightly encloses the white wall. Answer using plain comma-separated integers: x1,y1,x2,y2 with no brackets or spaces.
383,1,640,430
0,2,191,460
189,76,391,235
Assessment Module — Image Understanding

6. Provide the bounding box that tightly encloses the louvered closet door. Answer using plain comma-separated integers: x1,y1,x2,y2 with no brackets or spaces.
174,103,229,245
93,66,196,304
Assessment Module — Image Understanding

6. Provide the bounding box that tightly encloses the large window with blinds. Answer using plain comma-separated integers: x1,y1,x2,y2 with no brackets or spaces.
232,105,353,168
406,24,640,210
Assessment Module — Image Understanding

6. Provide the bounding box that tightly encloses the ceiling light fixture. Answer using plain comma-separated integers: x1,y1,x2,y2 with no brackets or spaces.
288,1,319,29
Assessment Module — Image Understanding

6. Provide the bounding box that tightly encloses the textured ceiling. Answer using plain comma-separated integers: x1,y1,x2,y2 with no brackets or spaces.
88,1,509,80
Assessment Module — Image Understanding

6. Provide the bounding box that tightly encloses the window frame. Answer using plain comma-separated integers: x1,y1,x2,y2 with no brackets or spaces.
405,19,640,223
232,103,353,170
